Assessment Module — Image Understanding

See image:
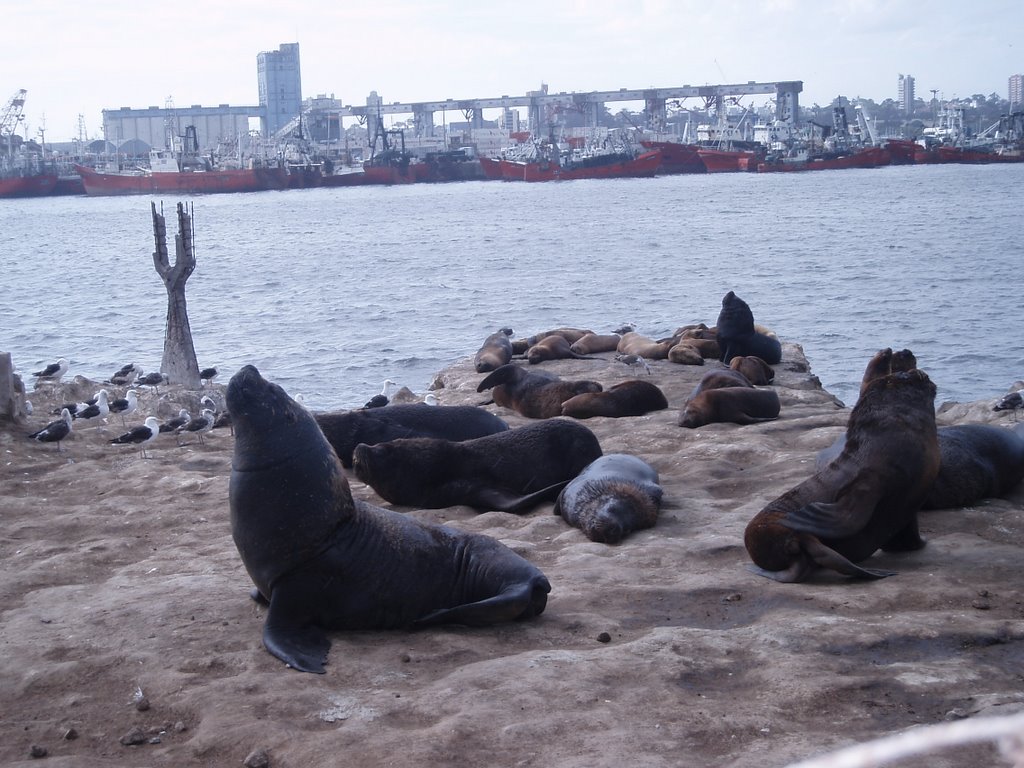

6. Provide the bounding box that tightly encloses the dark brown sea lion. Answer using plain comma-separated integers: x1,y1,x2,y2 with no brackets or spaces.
561,380,669,419
672,322,715,340
744,363,940,582
858,347,918,396
816,423,1024,510
553,454,663,543
474,328,514,373
570,333,622,355
617,332,675,360
351,418,603,512
511,327,594,355
678,387,780,428
477,364,602,419
686,368,754,399
226,365,550,674
715,290,782,364
315,404,509,468
526,334,596,364
729,356,775,385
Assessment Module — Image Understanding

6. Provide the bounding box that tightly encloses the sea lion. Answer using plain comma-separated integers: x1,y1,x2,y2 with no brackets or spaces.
686,368,754,398
678,387,780,428
715,291,782,365
816,423,1024,510
553,454,663,543
474,328,514,373
561,380,668,419
666,342,705,366
526,334,596,364
672,337,720,360
511,327,594,355
477,364,602,419
744,363,940,582
227,365,551,674
570,333,622,355
315,404,509,468
858,347,917,396
617,332,675,360
729,356,775,385
351,418,603,512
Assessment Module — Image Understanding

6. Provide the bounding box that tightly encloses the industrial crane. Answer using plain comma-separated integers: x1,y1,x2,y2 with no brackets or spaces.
2,88,28,155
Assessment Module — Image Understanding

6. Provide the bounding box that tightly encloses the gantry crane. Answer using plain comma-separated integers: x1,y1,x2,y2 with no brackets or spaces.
2,88,28,156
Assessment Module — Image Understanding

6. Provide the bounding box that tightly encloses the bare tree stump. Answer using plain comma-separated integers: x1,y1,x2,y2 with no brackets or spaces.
0,352,29,423
152,202,201,389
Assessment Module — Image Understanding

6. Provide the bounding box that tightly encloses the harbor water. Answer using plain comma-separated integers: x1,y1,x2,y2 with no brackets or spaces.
2,163,1021,410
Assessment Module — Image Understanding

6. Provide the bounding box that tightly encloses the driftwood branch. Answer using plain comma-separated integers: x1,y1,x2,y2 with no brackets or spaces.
150,202,201,388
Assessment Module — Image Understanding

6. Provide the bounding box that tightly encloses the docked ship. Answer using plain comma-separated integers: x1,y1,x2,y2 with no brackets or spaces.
756,105,891,172
0,168,58,198
640,139,705,174
497,134,661,182
75,126,289,196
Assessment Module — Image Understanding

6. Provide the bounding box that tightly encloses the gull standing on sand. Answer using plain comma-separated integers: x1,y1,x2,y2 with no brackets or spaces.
177,408,215,445
32,357,68,383
28,408,73,451
73,390,110,424
110,416,162,459
108,389,139,425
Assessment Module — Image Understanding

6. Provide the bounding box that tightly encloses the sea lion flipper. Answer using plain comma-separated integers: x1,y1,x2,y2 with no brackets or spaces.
263,591,330,674
412,581,549,627
802,536,896,580
475,481,570,514
782,495,880,539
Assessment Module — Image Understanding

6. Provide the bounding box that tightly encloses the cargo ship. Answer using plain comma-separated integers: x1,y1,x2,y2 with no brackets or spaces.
640,140,705,174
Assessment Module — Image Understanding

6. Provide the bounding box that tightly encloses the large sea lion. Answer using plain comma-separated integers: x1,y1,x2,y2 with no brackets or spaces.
526,334,596,364
715,291,782,365
474,328,514,373
617,332,676,360
553,454,663,543
729,356,775,385
477,364,602,419
315,404,509,468
678,387,780,428
743,361,940,582
570,333,622,355
351,418,603,512
858,347,917,396
561,380,668,419
816,423,1024,510
227,365,550,674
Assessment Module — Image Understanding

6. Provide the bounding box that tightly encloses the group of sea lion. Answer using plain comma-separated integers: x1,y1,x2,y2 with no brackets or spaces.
226,289,1024,673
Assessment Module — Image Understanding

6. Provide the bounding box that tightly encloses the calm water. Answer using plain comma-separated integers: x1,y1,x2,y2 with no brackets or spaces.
2,164,1022,410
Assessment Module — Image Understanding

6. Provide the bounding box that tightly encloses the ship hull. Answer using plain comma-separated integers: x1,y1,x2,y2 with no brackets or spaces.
695,148,759,173
500,150,661,182
0,173,58,198
74,164,289,196
641,141,706,174
757,146,891,172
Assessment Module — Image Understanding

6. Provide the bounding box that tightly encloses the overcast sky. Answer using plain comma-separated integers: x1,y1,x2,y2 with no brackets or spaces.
4,0,1021,142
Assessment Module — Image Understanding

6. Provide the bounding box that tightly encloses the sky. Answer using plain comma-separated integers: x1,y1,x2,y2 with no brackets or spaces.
3,0,1021,142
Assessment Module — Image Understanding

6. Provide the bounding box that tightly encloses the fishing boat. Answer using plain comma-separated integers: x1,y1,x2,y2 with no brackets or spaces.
695,146,760,173
75,126,289,196
757,144,891,172
498,133,661,182
640,140,705,174
0,169,58,198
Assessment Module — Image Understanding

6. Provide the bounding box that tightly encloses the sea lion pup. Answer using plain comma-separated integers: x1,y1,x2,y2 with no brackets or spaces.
744,363,940,583
315,404,509,468
666,342,704,366
477,363,602,419
678,387,780,428
715,290,782,365
729,355,775,385
570,333,622,355
554,454,663,543
671,337,720,360
616,331,676,360
561,380,669,419
816,423,1024,511
474,328,514,373
227,365,550,674
511,327,594,355
526,334,597,364
352,418,603,512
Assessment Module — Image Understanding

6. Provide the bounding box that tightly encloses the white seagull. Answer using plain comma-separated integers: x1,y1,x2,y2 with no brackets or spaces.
28,408,73,451
108,389,139,425
177,408,215,445
72,389,110,423
33,357,68,383
110,416,161,459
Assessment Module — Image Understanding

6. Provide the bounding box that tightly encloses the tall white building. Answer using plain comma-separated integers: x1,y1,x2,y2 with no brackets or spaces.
1010,74,1023,108
898,74,915,114
258,43,302,136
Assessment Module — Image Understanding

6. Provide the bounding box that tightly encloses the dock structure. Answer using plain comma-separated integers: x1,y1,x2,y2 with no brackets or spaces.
301,80,803,140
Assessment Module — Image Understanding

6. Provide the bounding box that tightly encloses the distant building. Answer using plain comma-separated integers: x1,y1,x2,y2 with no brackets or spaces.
102,103,259,154
258,42,302,136
898,74,915,114
1010,74,1023,108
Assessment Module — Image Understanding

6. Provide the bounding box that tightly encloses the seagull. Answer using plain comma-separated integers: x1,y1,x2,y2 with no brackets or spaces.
33,357,68,383
28,408,73,451
159,408,191,434
24,400,33,416
364,379,398,408
109,363,142,386
134,372,166,395
199,367,218,385
108,389,139,425
615,353,652,375
994,391,1023,420
110,416,161,459
176,408,215,445
423,393,439,406
72,390,110,424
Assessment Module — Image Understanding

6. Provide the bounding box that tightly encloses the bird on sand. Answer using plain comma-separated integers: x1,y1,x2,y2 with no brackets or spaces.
994,391,1023,420
109,363,141,386
199,367,218,385
110,416,161,459
108,389,139,425
33,358,68,383
177,408,215,445
134,372,166,395
72,390,110,423
28,408,73,451
364,379,399,408
615,353,652,375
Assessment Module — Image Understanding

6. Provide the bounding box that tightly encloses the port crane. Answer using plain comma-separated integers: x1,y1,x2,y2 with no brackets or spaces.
2,89,28,154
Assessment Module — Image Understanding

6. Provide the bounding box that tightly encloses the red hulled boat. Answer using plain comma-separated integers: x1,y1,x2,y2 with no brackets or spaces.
0,172,58,198
500,148,661,182
757,145,891,172
695,147,760,173
640,140,706,174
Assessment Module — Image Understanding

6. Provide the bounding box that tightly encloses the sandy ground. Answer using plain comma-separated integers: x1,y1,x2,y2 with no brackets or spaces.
2,343,1023,768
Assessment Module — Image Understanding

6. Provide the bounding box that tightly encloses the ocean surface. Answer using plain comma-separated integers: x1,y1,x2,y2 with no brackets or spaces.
2,163,1022,410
